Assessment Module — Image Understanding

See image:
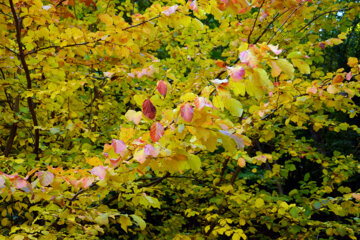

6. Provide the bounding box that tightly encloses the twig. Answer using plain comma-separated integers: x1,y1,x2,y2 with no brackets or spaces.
138,172,170,188
267,1,308,44
296,7,351,33
9,0,40,159
123,14,162,30
248,0,266,44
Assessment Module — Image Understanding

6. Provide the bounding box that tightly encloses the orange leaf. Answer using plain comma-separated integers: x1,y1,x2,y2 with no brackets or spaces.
150,122,164,142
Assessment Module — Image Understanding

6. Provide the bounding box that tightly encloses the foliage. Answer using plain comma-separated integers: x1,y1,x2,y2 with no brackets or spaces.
1,0,360,239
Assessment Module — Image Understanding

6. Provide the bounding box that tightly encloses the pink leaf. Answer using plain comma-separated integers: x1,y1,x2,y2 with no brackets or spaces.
346,71,352,80
111,139,127,155
181,103,194,122
268,44,283,55
150,122,164,142
14,178,28,189
144,144,159,157
229,66,245,82
37,171,54,187
91,166,106,180
0,175,4,188
189,0,198,12
162,5,178,16
125,110,142,125
134,149,147,164
142,99,157,120
194,97,214,110
157,80,167,97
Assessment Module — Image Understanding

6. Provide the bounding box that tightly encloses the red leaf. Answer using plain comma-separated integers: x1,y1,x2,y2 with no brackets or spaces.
181,103,194,122
157,80,167,97
150,122,164,142
142,99,157,120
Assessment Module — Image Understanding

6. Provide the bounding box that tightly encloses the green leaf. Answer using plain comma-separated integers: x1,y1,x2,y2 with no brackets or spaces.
187,154,201,172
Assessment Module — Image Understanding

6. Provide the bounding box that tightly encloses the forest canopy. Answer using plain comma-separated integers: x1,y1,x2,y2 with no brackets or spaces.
0,0,360,239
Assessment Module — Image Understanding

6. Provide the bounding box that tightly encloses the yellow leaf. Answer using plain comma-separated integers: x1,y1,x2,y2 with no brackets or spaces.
348,57,358,67
86,157,102,166
99,14,113,26
23,17,33,27
224,98,243,117
270,61,281,77
212,95,224,110
253,68,273,90
291,58,310,74
276,59,294,79
131,214,146,230
255,198,264,208
229,81,246,96
180,92,197,102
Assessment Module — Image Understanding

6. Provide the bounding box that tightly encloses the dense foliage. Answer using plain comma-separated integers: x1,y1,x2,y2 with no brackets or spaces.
1,0,360,239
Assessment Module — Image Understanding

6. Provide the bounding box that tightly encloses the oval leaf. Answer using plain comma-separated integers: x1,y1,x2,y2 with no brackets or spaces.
37,171,54,187
157,80,167,97
181,103,194,122
150,122,164,142
142,99,157,120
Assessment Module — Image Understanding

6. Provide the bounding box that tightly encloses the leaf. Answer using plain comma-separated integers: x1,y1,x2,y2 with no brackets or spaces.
224,98,243,117
37,171,54,187
276,59,295,79
98,14,113,26
238,158,246,168
150,122,164,142
255,198,264,208
144,144,159,157
142,99,157,120
253,68,273,90
229,66,245,82
157,80,167,97
125,110,142,125
268,44,282,55
91,166,106,180
162,5,178,16
111,139,127,155
292,58,310,74
181,103,194,122
187,155,201,172
131,214,146,230
194,97,213,110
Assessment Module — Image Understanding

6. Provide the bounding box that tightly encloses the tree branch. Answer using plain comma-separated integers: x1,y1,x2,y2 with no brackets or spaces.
267,1,307,44
9,0,40,159
248,0,266,44
296,7,352,33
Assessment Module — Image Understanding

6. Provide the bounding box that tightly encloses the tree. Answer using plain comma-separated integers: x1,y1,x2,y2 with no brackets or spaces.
0,0,360,239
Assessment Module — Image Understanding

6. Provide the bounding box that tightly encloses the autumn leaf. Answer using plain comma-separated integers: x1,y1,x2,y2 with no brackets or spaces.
37,171,54,186
142,99,157,120
150,122,164,142
157,80,167,97
125,110,142,125
91,166,106,180
181,103,194,122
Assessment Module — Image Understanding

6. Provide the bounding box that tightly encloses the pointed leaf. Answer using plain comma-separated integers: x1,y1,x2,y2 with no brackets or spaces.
142,99,157,120
150,122,164,142
157,80,167,97
181,103,194,122
91,166,106,180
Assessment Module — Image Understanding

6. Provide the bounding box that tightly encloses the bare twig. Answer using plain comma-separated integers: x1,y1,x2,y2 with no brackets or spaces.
9,0,40,159
248,0,266,44
267,1,308,44
296,7,352,33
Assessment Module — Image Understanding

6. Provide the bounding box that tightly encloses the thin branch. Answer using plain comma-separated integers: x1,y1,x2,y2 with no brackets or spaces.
123,14,162,30
253,8,290,44
0,44,18,56
248,0,266,44
267,1,308,44
9,0,40,159
4,95,19,157
296,7,352,33
138,172,170,188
